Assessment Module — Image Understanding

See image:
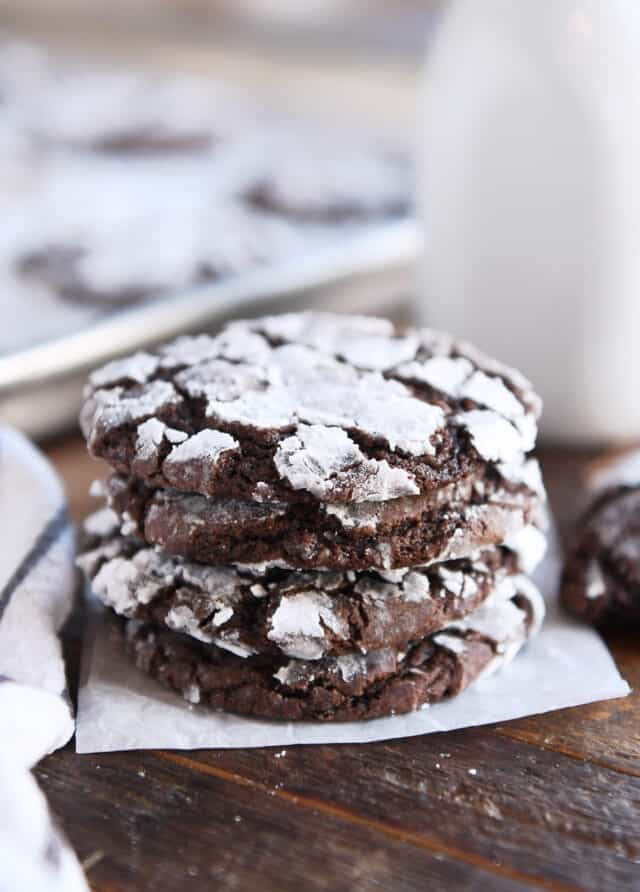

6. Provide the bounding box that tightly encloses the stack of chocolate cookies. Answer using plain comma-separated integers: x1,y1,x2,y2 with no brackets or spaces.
78,312,547,721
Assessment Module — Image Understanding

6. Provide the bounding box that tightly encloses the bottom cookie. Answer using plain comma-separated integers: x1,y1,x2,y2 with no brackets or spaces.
561,484,640,625
120,574,544,722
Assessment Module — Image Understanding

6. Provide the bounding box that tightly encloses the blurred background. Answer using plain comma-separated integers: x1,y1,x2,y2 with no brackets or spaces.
3,1,443,58
2,1,638,447
0,1,445,436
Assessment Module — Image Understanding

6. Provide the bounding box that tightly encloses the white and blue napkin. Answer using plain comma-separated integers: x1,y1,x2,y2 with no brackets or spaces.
0,426,88,891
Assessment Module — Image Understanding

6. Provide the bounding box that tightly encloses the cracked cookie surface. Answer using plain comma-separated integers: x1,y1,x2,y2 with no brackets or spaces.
116,573,544,721
78,508,544,662
103,465,545,571
80,312,542,505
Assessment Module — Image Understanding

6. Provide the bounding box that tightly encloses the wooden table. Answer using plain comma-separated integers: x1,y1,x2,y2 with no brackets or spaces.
37,437,639,892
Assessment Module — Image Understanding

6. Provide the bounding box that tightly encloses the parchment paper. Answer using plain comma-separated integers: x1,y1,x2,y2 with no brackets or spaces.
76,535,630,753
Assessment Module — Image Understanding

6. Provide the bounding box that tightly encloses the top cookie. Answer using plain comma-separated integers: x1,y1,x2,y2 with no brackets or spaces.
80,312,541,504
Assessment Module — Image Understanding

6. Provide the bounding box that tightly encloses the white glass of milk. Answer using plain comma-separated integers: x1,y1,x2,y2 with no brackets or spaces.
420,0,640,444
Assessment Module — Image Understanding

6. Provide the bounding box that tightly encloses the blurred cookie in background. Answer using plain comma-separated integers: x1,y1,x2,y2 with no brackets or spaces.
0,39,414,355
561,452,640,626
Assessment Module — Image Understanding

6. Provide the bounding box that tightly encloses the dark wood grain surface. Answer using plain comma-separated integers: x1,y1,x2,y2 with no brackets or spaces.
38,437,639,892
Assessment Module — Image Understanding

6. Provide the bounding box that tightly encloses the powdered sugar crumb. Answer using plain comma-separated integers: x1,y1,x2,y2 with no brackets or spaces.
163,429,239,489
133,418,187,475
268,592,347,660
165,429,237,466
457,409,523,465
89,352,159,389
401,572,432,602
585,560,606,600
395,355,472,392
335,653,367,682
83,506,120,538
274,424,419,503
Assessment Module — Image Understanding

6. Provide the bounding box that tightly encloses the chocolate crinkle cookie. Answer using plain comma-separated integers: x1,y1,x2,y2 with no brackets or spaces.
242,146,410,223
80,312,542,504
102,465,546,571
561,483,640,625
117,572,544,722
78,312,548,722
78,506,528,661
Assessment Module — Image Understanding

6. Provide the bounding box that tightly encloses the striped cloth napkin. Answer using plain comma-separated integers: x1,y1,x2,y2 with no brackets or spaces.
0,426,88,891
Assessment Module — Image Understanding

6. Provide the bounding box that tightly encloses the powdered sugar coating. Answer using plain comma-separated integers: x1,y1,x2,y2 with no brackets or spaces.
244,139,410,223
456,338,542,415
163,430,239,489
497,458,547,500
457,410,524,465
436,568,466,598
398,572,432,603
165,429,238,466
122,577,540,717
133,418,187,476
90,556,142,615
322,501,380,531
83,542,256,656
175,358,268,402
159,330,272,369
433,633,468,655
274,424,419,502
252,312,419,371
159,335,234,369
396,346,538,450
446,577,521,639
268,573,542,690
83,506,120,538
395,356,473,393
334,653,368,682
462,372,534,449
205,343,446,456
79,510,529,660
503,525,548,574
435,574,544,658
585,560,607,600
89,351,160,389
82,312,542,503
80,380,181,449
268,592,348,660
